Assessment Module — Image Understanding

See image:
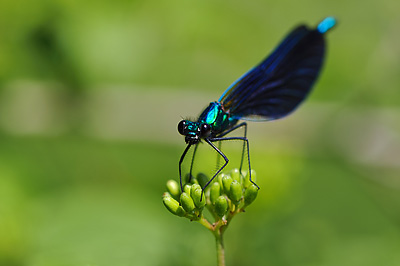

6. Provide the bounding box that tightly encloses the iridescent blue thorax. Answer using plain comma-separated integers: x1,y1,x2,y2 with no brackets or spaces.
178,102,238,144
198,102,237,135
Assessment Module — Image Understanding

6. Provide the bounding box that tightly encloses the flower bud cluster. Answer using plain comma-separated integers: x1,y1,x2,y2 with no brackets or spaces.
163,169,259,222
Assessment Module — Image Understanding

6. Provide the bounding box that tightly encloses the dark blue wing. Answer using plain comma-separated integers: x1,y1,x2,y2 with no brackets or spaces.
219,17,335,121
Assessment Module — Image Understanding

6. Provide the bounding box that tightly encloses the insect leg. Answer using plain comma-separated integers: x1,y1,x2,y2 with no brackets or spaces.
216,122,248,179
188,143,199,183
216,140,222,170
202,139,229,194
179,144,192,192
210,136,259,189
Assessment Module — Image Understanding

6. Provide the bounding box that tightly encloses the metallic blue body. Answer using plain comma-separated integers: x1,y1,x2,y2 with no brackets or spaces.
198,102,238,136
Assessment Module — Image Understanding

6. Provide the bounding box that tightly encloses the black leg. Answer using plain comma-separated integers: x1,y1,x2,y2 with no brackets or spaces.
216,140,222,169
188,143,199,183
210,136,259,189
179,144,192,192
216,122,248,180
202,139,229,194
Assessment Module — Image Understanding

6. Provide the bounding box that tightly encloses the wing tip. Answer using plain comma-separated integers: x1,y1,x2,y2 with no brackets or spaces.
317,16,337,34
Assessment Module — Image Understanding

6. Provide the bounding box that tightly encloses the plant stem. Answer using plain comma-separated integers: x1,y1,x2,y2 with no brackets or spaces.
198,216,213,231
215,229,225,266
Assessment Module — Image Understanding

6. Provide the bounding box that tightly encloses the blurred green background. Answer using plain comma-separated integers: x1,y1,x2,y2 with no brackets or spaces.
1,0,400,265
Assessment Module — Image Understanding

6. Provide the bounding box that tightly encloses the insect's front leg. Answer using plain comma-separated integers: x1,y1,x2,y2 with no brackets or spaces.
179,144,192,192
188,143,199,183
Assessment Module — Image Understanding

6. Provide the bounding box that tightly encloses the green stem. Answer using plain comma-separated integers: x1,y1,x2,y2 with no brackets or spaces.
215,229,225,266
198,216,213,231
221,208,240,235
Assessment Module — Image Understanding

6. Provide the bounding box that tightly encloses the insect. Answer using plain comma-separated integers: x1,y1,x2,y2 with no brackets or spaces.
177,17,336,192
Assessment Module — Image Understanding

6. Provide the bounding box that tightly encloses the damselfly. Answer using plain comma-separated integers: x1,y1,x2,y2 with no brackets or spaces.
177,17,336,192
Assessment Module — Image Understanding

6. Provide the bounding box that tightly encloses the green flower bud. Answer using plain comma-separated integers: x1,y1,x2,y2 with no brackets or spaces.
243,170,257,188
183,184,191,196
163,192,171,198
229,180,242,204
163,196,186,217
166,180,180,199
230,168,241,183
222,175,233,196
192,187,206,209
191,184,201,197
244,184,259,206
215,196,228,217
217,173,225,188
180,192,195,213
250,170,256,182
196,173,209,189
210,182,221,205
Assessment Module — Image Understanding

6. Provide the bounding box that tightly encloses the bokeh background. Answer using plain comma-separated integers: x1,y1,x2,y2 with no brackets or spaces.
1,0,400,265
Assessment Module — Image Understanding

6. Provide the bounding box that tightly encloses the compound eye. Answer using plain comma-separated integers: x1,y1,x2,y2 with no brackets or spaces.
200,123,211,136
177,120,186,135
